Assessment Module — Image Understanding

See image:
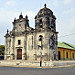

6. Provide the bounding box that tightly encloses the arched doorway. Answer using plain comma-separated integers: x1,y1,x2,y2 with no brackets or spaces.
17,49,22,60
58,51,61,60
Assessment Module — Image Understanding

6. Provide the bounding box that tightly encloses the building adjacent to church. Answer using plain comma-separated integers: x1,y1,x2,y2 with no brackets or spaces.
4,4,58,61
58,42,75,60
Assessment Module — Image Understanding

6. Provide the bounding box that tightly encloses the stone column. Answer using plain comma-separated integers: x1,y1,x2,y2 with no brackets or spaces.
49,49,54,66
55,34,58,60
15,48,17,60
22,38,25,60
10,37,14,60
33,31,37,60
4,37,7,60
24,33,27,60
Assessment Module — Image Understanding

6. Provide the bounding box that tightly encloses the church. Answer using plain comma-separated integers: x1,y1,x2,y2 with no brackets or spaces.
4,4,58,61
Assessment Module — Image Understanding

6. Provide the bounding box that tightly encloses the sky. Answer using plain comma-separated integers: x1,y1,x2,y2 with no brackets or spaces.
0,0,75,45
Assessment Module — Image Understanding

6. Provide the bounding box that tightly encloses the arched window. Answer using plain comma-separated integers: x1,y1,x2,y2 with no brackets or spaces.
46,17,50,25
39,35,43,41
51,19,56,31
39,19,43,28
39,35,43,50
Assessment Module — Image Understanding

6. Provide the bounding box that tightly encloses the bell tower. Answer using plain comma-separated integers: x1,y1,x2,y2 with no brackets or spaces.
35,4,56,32
35,4,58,60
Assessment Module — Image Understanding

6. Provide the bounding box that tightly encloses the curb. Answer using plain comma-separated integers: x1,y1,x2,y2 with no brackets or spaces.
0,64,75,68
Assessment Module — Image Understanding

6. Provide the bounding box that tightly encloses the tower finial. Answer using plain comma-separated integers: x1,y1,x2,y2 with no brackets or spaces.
44,4,46,8
25,15,28,19
19,12,23,19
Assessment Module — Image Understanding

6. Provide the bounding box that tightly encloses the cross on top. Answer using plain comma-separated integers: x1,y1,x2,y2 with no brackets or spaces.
44,4,46,8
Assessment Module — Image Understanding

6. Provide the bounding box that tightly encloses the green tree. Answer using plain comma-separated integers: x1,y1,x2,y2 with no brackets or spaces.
0,45,5,55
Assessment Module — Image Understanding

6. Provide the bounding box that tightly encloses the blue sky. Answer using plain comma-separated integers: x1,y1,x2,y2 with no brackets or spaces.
0,0,75,45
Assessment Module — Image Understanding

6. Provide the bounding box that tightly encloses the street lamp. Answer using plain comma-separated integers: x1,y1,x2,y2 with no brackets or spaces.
39,35,43,67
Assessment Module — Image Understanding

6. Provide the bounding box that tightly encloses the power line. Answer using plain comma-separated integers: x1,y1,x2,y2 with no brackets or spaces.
58,33,75,38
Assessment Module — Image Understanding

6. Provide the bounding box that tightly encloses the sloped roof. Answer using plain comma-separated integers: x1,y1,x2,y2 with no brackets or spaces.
58,42,75,50
63,42,75,49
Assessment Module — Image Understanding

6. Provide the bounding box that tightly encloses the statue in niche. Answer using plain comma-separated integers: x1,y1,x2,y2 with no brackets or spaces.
50,34,55,50
39,19,43,28
51,19,56,31
45,17,50,25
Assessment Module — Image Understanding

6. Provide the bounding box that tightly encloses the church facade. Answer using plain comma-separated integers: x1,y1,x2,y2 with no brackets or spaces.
4,4,58,61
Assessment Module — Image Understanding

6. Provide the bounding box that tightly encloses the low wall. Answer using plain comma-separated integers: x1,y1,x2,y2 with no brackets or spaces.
0,60,75,67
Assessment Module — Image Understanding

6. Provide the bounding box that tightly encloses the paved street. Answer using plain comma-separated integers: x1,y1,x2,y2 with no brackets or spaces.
0,67,75,75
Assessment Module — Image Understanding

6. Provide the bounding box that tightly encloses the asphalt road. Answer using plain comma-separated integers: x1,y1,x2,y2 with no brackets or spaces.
0,67,75,75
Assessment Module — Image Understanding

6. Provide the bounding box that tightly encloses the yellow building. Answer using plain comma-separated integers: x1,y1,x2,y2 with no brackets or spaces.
58,42,75,60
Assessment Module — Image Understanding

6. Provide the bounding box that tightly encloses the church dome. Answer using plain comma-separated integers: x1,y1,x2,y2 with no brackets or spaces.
35,4,56,19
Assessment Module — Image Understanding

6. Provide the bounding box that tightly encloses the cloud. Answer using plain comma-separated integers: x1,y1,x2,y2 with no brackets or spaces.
0,8,18,26
64,0,73,5
0,7,36,28
25,11,36,18
58,17,75,45
0,8,36,44
0,7,18,44
64,8,75,14
6,0,16,6
52,0,59,7
24,11,36,28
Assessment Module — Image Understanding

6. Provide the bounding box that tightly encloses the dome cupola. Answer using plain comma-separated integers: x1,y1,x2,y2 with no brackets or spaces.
35,4,56,32
35,4,55,19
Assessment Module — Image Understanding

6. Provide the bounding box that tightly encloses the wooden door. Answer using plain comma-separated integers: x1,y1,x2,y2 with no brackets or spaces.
17,49,22,59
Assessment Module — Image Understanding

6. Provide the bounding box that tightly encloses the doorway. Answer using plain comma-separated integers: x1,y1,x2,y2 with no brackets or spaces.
17,49,22,60
58,51,61,60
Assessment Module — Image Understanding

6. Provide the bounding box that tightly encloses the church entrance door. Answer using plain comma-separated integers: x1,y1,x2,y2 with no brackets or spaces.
17,49,22,60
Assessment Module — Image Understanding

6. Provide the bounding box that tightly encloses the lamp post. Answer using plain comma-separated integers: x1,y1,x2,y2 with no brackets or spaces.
39,35,43,67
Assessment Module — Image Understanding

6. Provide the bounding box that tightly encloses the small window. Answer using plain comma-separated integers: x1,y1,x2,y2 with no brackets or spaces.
18,40,21,45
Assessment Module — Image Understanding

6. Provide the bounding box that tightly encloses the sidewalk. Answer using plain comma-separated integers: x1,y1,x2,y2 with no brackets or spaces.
0,60,75,68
